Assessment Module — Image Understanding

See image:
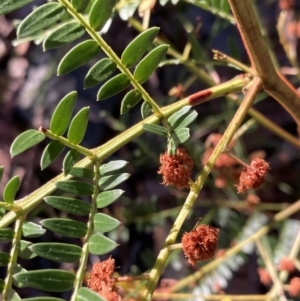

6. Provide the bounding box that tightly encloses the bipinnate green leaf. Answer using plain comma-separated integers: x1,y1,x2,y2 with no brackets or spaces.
44,196,91,216
71,0,89,13
97,189,124,208
40,140,65,170
88,233,118,255
22,222,46,238
120,90,142,114
13,269,75,292
56,180,94,196
30,243,82,263
141,101,152,119
17,3,66,38
50,91,77,136
63,149,81,176
67,107,90,144
43,21,85,51
77,287,107,301
69,167,94,179
84,58,117,89
3,176,20,204
98,173,130,191
0,228,14,241
10,129,45,157
22,297,65,301
0,0,34,15
94,213,121,232
0,252,10,266
97,74,130,101
173,128,190,145
89,0,117,31
0,166,3,182
100,160,128,175
169,107,198,129
58,40,101,75
18,240,36,260
121,27,160,68
134,44,169,83
142,124,168,136
41,218,87,238
5,289,21,301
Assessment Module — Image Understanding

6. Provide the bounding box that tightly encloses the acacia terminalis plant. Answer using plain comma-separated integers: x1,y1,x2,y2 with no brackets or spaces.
1,1,300,301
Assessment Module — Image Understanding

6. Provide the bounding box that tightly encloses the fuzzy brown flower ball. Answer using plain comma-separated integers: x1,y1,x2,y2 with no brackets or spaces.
257,267,272,286
182,224,219,265
289,277,300,297
278,258,295,272
236,158,270,193
158,147,194,190
87,257,120,301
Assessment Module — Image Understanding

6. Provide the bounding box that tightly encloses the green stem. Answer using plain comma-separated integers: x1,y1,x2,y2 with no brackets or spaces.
71,161,100,300
40,127,96,160
2,215,26,301
142,77,263,301
0,77,247,228
57,0,164,120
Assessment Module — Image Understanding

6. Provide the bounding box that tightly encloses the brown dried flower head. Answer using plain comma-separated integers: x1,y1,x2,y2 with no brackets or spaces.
87,257,120,301
257,267,272,286
236,158,270,193
182,224,219,265
158,147,194,190
278,258,295,272
289,277,300,297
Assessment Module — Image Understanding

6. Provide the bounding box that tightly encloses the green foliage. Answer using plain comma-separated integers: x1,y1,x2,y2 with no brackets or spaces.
0,228,14,241
40,140,65,170
55,180,94,195
88,233,118,255
63,149,81,176
3,176,21,204
96,189,124,208
22,222,46,238
0,0,34,15
77,287,107,301
120,90,142,115
94,213,121,232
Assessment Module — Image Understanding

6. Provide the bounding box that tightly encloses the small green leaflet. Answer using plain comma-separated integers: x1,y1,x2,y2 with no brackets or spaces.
0,229,14,241
98,173,130,191
84,58,117,89
22,222,46,238
120,90,142,115
168,106,191,126
142,124,168,136
88,233,118,255
41,218,88,238
96,189,124,208
29,243,82,263
69,167,94,179
100,160,128,175
141,101,152,119
13,269,75,292
57,40,101,75
97,74,130,101
55,180,94,196
0,252,10,266
10,130,45,157
21,297,65,301
0,0,34,15
89,0,117,31
43,21,85,51
40,140,65,170
50,91,77,136
77,287,107,301
18,240,36,260
67,107,90,144
17,3,66,38
121,27,160,68
172,128,190,145
168,106,198,129
71,0,89,13
3,176,21,204
94,213,121,232
63,149,81,176
134,44,169,83
44,196,91,216
5,289,21,301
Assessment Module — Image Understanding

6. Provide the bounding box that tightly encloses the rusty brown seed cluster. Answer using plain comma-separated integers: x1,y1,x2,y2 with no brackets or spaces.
87,257,120,301
158,147,194,190
182,224,219,265
236,158,270,193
